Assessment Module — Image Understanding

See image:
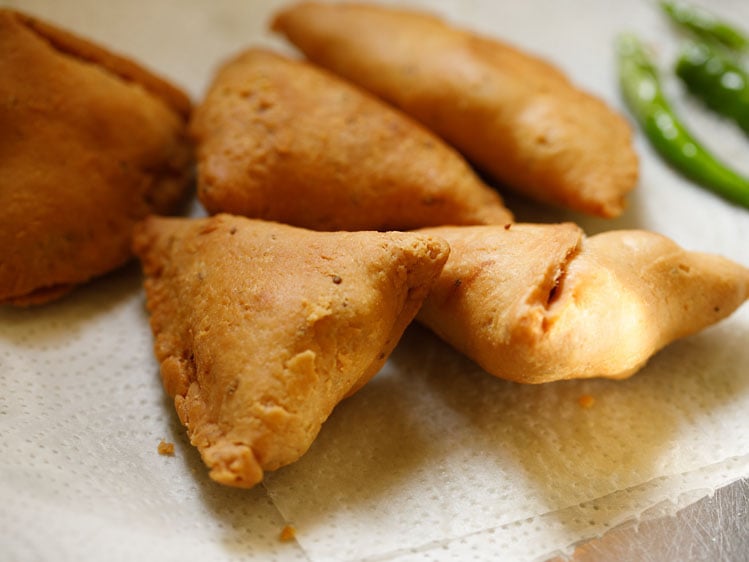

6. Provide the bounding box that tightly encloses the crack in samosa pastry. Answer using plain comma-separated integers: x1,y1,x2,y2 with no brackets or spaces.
190,48,512,231
0,9,193,306
273,2,639,217
133,214,450,487
416,223,749,383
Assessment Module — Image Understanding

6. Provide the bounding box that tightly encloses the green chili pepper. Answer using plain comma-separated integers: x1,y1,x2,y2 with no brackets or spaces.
616,34,749,209
675,41,749,134
660,1,749,52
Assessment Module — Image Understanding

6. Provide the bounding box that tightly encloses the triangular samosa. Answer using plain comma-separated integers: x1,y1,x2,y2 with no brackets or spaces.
416,223,749,383
272,3,638,217
133,214,450,487
189,48,512,230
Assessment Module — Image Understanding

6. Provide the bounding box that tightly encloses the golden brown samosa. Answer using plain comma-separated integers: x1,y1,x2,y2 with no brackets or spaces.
189,48,512,230
0,9,192,306
416,223,749,383
272,2,639,217
133,214,450,488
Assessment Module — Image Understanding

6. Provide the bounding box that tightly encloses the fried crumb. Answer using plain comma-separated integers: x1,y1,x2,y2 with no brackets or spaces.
157,440,175,456
578,394,595,408
279,524,296,542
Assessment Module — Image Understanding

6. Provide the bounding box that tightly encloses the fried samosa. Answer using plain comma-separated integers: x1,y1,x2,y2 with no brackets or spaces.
0,9,192,306
133,214,450,487
416,223,749,383
272,2,639,217
189,48,512,230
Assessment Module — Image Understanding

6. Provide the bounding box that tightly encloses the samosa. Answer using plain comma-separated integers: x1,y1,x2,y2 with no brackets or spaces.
0,9,192,306
272,2,639,217
416,223,749,383
133,214,450,487
189,48,512,230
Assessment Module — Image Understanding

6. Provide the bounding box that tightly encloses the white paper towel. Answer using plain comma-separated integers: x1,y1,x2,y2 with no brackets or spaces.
1,0,748,561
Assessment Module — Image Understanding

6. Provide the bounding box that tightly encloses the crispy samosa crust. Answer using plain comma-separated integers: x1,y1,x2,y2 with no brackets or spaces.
0,9,192,306
133,214,449,487
189,48,512,230
416,224,749,383
272,2,638,217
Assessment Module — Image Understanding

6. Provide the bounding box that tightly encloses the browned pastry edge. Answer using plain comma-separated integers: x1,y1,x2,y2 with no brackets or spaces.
4,283,75,307
4,8,191,118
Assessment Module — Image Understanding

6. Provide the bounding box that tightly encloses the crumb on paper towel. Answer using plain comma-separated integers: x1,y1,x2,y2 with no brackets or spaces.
578,394,595,408
157,440,175,456
279,524,296,542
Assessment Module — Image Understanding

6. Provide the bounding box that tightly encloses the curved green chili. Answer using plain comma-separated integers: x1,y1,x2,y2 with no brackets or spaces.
675,41,749,135
660,1,749,52
616,34,749,209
